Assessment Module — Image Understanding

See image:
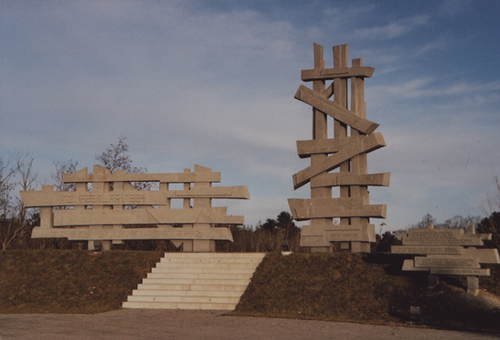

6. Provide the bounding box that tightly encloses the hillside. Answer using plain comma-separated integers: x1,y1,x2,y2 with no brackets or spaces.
1,250,499,331
0,250,164,314
232,253,500,331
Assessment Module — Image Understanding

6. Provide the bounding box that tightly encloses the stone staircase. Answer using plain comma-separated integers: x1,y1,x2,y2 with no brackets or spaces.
122,252,266,310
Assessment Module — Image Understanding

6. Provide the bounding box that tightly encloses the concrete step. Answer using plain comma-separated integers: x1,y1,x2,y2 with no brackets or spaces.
141,278,250,285
151,267,256,275
155,262,260,270
131,289,243,297
160,257,264,264
136,283,248,291
122,301,237,310
147,272,252,280
127,295,240,304
123,252,266,310
161,253,265,258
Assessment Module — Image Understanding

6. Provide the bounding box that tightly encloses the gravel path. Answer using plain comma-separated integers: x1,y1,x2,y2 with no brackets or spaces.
1,309,498,340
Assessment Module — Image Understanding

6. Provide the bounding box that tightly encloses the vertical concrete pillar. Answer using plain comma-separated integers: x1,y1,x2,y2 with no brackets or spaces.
428,274,439,289
467,276,479,295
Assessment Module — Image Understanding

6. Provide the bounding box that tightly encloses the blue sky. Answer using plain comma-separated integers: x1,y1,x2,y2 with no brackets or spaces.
1,0,499,231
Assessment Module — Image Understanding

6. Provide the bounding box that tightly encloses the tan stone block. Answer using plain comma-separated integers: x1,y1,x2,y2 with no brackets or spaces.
171,186,250,199
391,245,464,255
430,268,490,276
40,206,53,228
462,248,500,264
323,222,370,231
301,66,374,81
63,164,221,184
32,225,233,241
22,186,249,208
309,247,333,253
310,172,390,188
53,209,157,226
407,228,462,238
414,256,480,268
53,207,244,226
296,133,386,159
300,224,328,236
299,235,329,247
324,224,376,243
288,197,386,220
294,85,379,135
467,276,479,295
292,133,386,189
151,207,244,225
171,240,194,252
193,240,216,252
402,229,490,246
401,259,428,272
350,241,371,253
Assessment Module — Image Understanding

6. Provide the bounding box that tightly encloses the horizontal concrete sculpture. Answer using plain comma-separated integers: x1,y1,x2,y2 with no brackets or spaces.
288,43,390,253
288,197,386,220
21,164,249,252
392,224,500,295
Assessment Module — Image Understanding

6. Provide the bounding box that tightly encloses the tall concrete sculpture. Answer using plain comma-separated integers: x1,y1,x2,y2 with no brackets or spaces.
21,164,249,252
288,44,390,253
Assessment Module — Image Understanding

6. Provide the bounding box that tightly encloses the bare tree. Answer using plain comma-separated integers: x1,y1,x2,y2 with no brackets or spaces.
0,157,15,217
0,154,38,249
477,175,500,250
95,136,146,174
483,175,500,214
14,154,38,236
410,213,436,229
95,136,152,191
52,159,79,191
442,215,481,230
16,153,38,192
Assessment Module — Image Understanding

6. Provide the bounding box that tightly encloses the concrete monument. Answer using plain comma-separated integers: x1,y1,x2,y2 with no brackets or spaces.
392,223,500,295
288,43,390,253
21,164,249,252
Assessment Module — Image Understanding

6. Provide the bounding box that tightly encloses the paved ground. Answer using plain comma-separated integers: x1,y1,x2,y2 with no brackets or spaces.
1,309,499,340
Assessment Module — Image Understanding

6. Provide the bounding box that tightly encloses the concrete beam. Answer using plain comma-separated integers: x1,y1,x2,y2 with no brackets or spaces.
294,85,379,135
288,197,386,220
310,172,390,188
301,66,374,81
293,133,386,189
53,207,244,226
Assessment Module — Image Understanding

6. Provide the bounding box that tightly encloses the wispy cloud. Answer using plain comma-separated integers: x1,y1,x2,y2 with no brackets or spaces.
353,14,430,40
1,1,499,229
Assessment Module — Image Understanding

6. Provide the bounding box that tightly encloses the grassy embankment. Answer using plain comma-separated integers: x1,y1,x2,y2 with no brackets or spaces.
1,250,499,331
232,253,500,332
0,250,164,314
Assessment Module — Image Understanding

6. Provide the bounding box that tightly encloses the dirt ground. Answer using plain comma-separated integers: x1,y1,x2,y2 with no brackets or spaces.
1,309,499,340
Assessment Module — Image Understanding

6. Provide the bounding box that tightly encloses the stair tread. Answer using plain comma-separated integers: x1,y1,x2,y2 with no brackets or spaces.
123,253,265,311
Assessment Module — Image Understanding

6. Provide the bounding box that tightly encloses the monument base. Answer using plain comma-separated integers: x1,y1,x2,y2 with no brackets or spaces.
310,247,332,253
467,276,479,296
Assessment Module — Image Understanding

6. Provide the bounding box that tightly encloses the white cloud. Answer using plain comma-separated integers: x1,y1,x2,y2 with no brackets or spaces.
353,15,430,40
1,1,499,230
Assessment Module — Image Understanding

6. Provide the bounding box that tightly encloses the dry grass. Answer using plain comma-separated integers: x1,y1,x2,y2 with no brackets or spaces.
0,249,164,314
232,253,500,332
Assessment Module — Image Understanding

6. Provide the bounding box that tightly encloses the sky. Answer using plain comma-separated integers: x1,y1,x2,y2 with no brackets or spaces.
1,0,499,231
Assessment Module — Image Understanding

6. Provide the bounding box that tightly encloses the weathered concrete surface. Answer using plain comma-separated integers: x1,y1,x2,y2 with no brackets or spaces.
289,43,390,252
1,309,498,340
22,164,250,251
